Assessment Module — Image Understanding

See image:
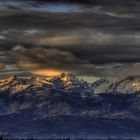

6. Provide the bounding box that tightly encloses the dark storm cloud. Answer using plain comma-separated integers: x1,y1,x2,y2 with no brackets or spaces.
11,44,140,77
12,45,88,65
1,0,140,78
7,31,140,66
1,1,140,32
76,45,140,64
32,33,140,64
1,29,140,65
11,45,98,75
33,0,140,5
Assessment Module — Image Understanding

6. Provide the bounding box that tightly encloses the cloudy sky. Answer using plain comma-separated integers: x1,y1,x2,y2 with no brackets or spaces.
0,0,140,80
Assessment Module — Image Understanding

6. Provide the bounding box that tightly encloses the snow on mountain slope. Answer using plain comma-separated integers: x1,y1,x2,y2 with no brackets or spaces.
1,74,140,95
92,76,140,95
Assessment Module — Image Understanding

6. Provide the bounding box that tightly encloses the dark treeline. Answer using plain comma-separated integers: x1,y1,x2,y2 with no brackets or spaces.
34,0,97,4
34,0,140,5
0,136,136,140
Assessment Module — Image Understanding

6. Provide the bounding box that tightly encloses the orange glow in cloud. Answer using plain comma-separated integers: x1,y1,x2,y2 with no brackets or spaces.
30,69,67,77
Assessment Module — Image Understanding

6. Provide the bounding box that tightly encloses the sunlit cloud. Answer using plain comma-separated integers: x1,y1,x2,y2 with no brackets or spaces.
30,68,67,77
32,33,140,46
11,45,97,77
33,36,80,46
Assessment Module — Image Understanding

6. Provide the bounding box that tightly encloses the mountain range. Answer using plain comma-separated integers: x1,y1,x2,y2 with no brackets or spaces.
0,73,140,138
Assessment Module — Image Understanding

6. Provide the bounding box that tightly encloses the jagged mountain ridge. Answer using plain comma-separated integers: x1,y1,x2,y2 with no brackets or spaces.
92,75,140,95
0,73,140,119
0,73,140,136
1,73,140,95
0,73,91,95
